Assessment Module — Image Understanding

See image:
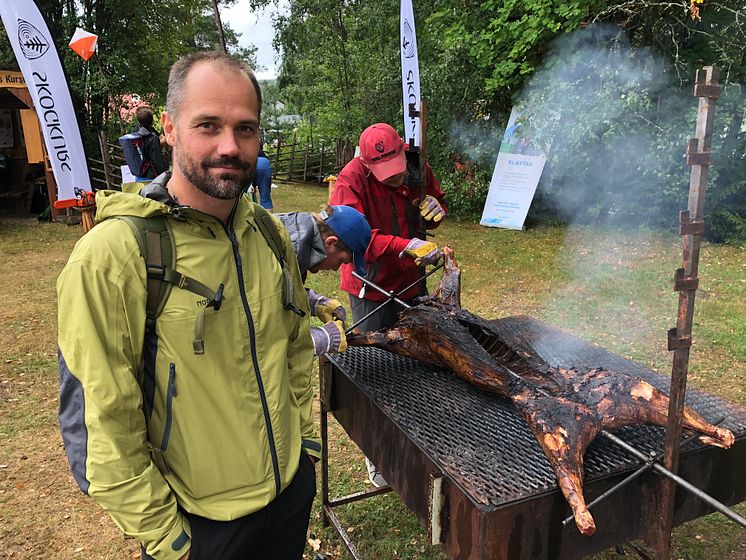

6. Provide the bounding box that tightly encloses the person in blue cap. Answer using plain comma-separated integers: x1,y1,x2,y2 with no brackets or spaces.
277,204,371,356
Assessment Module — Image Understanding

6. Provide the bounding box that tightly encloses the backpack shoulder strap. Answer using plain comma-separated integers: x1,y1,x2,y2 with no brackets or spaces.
117,215,172,332
253,205,305,317
116,214,224,354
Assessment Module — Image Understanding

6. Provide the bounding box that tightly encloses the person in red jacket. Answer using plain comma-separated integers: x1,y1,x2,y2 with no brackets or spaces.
331,122,447,487
330,122,447,334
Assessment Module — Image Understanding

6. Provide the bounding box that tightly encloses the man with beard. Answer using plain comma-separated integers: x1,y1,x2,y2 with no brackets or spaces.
57,52,318,560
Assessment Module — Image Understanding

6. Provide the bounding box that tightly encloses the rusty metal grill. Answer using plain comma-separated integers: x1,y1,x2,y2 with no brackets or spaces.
328,316,746,510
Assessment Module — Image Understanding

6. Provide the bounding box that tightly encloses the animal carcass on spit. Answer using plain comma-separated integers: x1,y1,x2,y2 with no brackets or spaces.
347,247,734,536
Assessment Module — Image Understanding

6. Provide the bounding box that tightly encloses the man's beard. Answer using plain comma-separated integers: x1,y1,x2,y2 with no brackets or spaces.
176,152,253,200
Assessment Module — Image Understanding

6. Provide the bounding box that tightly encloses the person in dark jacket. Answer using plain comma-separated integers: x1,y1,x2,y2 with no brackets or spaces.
132,106,168,182
277,204,371,356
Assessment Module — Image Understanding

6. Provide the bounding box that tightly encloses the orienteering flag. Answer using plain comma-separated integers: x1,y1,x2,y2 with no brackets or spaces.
68,27,97,61
400,0,421,148
0,0,91,200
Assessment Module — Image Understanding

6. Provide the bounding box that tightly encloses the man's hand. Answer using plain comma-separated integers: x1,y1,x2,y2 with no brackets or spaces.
315,298,346,324
308,290,347,325
179,551,190,560
310,321,347,355
400,239,442,266
419,195,446,223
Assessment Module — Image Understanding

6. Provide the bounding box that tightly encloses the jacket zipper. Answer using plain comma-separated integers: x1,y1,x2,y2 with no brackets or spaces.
225,224,282,496
160,363,177,451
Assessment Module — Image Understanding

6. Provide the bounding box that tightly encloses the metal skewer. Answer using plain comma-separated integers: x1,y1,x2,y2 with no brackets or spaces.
344,263,442,334
560,428,715,527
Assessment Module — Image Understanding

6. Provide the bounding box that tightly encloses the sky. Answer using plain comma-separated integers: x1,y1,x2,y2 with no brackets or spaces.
222,0,285,80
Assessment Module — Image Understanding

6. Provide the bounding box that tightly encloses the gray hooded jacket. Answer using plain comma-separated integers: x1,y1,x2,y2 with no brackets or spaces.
276,212,326,281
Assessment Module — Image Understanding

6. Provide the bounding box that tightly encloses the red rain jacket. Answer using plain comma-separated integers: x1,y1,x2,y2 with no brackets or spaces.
330,155,446,302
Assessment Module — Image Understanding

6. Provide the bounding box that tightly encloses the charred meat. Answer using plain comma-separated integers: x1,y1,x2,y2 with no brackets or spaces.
347,247,734,536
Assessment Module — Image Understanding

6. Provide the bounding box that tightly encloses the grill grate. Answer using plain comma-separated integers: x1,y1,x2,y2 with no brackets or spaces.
330,316,746,510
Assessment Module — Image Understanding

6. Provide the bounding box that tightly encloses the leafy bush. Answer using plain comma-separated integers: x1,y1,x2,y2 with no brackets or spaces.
439,166,491,221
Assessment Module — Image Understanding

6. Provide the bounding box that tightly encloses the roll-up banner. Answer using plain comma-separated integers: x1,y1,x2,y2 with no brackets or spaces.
400,0,420,148
480,107,549,230
0,0,91,201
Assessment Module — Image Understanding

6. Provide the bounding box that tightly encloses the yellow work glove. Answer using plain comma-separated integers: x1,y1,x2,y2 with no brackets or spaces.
310,320,347,355
419,195,446,223
307,290,347,325
399,238,442,266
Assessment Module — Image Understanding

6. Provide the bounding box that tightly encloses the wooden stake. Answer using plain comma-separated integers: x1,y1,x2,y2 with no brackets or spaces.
80,207,95,232
98,131,113,190
654,66,720,559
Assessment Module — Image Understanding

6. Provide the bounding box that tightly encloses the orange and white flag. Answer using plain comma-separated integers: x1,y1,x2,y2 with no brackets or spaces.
68,28,97,61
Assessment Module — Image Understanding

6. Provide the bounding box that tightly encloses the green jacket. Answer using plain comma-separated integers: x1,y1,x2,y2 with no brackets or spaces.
57,188,318,559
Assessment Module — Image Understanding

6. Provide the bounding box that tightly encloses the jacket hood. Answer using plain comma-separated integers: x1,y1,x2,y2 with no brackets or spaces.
95,172,228,224
95,189,174,222
276,212,326,279
133,125,157,137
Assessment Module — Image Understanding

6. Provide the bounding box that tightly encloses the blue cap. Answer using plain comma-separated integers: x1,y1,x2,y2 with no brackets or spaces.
324,205,372,278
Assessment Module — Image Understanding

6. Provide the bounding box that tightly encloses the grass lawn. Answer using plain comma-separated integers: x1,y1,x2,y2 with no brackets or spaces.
1,181,744,559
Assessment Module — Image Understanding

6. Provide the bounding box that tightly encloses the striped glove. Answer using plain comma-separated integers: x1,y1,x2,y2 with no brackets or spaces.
307,290,347,324
419,195,446,223
399,238,442,266
310,320,348,355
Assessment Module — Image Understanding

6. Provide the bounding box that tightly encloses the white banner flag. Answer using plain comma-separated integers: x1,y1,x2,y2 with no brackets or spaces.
400,0,420,148
0,0,91,200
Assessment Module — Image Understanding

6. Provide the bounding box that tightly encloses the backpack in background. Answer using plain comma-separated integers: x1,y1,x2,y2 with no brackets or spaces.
119,132,154,178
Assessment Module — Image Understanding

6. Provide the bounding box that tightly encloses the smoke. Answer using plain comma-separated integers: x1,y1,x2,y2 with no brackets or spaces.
516,25,693,362
519,24,698,229
447,118,503,169
440,24,702,362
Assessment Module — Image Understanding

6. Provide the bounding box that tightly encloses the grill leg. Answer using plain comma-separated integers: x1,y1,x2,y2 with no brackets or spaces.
320,359,331,528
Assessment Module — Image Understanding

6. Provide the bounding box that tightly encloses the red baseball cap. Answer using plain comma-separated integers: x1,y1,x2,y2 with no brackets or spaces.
359,123,406,182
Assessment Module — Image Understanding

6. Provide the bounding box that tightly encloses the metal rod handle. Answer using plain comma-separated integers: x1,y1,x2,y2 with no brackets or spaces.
345,300,394,335
651,462,746,529
344,264,443,334
600,429,746,530
352,271,412,309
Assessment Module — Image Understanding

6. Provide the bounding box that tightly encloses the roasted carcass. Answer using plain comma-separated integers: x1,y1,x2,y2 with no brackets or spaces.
347,247,734,536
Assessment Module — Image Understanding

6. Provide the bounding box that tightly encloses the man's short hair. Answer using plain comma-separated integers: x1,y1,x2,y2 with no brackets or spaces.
166,51,262,121
135,106,154,128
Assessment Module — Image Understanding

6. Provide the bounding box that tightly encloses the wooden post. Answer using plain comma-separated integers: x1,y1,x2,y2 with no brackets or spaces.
274,136,282,178
275,135,282,163
79,207,95,232
653,66,720,559
288,133,297,181
43,153,59,220
98,130,114,189
319,144,325,183
302,141,309,182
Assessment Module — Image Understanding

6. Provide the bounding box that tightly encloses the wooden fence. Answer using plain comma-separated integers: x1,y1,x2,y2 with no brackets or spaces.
88,131,124,190
269,134,354,183
88,131,355,190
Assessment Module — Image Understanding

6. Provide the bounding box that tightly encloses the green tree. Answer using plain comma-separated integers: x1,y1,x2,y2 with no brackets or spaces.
1,0,258,151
